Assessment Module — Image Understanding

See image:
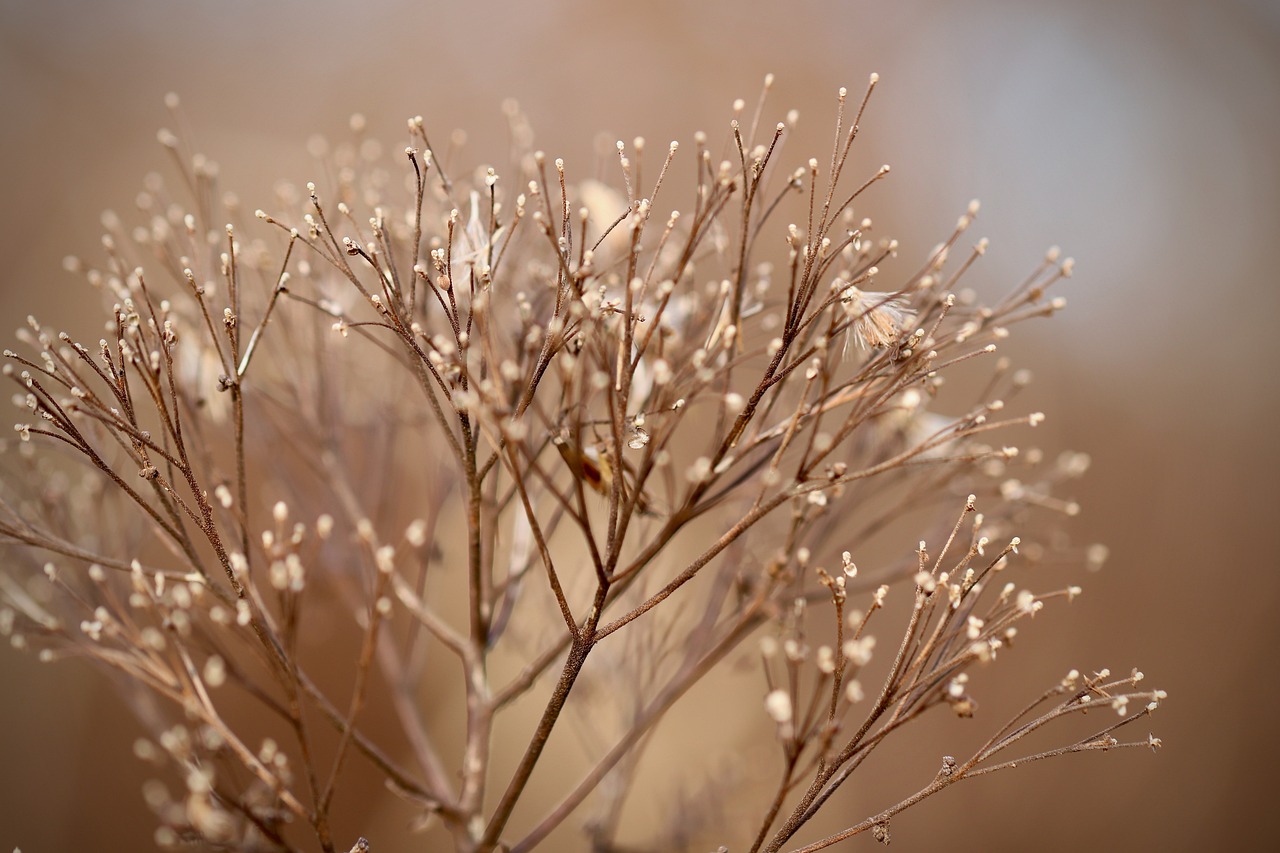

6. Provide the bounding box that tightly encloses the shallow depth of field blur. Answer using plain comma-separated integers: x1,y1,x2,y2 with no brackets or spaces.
1,0,1276,850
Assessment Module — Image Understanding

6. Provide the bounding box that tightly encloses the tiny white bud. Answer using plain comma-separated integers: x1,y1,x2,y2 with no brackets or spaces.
764,689,792,724
202,656,226,688
375,545,396,574
405,519,428,548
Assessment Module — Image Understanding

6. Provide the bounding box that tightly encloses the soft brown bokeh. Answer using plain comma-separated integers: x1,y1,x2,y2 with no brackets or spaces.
2,0,1277,849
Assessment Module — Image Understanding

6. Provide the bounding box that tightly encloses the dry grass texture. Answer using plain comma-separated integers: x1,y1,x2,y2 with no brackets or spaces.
0,77,1163,852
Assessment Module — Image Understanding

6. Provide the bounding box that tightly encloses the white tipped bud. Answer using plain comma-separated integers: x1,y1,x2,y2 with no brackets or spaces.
406,520,428,548
764,689,792,724
1086,543,1109,571
202,656,226,688
843,635,876,666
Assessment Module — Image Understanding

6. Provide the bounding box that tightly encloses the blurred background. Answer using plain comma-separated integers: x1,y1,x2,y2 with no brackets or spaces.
1,0,1277,849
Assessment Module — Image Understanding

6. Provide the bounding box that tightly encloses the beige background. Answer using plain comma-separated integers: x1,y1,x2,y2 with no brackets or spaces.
2,0,1278,849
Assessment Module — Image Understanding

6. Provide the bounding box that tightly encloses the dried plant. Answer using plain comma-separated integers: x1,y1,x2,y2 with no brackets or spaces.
0,76,1163,852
